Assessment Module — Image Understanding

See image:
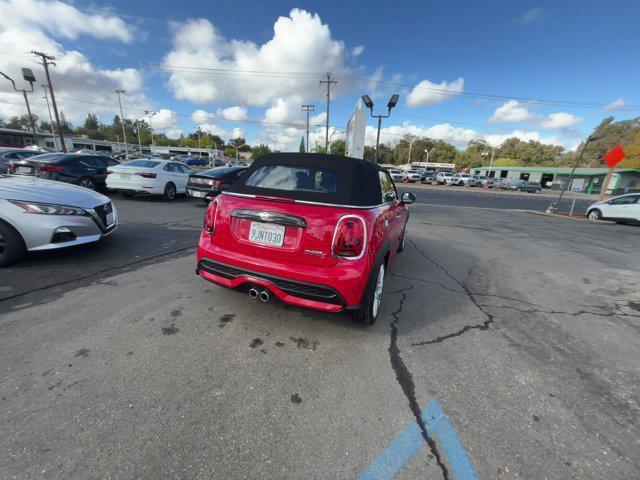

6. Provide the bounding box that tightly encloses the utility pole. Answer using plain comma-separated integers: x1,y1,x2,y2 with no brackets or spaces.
301,104,315,153
114,89,128,157
319,72,337,151
42,85,58,151
32,51,66,151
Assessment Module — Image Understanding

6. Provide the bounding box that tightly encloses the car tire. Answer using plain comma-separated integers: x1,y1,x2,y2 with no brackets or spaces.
516,187,522,192
587,209,602,221
0,221,26,268
163,182,177,201
535,188,541,194
79,176,96,190
351,263,385,326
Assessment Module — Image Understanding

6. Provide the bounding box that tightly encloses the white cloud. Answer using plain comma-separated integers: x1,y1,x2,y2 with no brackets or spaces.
539,112,582,129
605,98,626,110
406,77,464,107
367,122,478,147
0,0,135,43
191,109,214,123
352,45,364,57
483,130,568,148
517,7,546,26
163,9,355,106
490,100,535,123
152,109,180,133
264,96,305,125
0,1,146,125
217,106,248,121
232,127,245,139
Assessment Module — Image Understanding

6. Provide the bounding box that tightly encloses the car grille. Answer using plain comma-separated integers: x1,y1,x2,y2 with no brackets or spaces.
198,259,344,305
92,202,114,232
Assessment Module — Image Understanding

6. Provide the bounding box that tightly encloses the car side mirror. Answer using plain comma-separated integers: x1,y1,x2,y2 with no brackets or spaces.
401,192,416,204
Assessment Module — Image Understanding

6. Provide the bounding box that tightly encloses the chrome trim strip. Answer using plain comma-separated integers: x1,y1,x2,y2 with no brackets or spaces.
231,209,307,227
222,191,384,210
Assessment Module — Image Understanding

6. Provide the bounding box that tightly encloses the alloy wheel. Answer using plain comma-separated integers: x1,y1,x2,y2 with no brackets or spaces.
372,264,385,319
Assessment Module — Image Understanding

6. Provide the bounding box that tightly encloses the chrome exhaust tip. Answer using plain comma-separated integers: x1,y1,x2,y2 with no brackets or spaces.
259,290,270,303
249,288,259,299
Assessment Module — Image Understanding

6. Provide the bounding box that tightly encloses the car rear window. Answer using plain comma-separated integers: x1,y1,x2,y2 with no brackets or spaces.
124,160,161,168
244,165,338,193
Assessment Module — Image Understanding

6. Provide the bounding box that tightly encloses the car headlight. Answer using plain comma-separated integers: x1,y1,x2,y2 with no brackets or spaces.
8,200,86,215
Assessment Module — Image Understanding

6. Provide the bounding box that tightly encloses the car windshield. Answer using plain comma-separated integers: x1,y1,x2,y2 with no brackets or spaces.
124,160,161,168
244,165,338,193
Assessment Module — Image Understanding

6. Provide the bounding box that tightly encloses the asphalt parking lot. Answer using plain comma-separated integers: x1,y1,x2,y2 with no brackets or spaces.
1,188,639,479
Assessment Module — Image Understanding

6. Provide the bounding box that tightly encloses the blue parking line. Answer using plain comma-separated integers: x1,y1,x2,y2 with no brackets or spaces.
357,398,477,480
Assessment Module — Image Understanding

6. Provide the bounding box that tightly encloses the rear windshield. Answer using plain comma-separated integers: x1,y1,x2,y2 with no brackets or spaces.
124,160,160,168
244,165,338,193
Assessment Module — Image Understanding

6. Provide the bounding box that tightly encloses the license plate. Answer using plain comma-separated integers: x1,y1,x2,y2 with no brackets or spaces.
106,212,115,227
248,221,285,247
190,190,206,198
17,166,33,174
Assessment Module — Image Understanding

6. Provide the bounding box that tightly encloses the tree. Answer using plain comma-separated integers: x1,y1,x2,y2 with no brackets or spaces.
620,132,640,169
224,146,237,158
329,139,346,156
83,113,100,130
178,137,197,148
299,136,305,153
6,114,38,131
251,144,271,160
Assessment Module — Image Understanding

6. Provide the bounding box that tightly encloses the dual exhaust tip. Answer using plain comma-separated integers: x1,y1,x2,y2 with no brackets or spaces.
249,288,270,302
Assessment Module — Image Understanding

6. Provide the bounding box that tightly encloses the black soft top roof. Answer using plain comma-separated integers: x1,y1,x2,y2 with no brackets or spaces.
227,153,384,206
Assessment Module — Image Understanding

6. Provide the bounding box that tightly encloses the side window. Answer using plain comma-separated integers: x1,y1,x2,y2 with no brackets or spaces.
179,164,193,174
379,171,397,204
5,152,20,159
164,163,179,173
107,158,119,166
80,157,101,167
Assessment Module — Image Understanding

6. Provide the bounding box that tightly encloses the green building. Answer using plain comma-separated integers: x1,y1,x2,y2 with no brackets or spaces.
472,166,640,195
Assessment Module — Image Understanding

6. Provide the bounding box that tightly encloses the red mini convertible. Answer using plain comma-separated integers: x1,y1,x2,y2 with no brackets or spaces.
196,153,415,325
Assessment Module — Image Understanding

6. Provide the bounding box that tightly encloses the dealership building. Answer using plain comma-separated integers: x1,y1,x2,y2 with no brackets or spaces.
472,166,640,195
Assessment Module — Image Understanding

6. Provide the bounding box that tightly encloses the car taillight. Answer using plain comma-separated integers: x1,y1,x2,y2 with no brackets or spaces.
203,199,218,233
332,215,366,259
137,172,157,178
37,165,62,172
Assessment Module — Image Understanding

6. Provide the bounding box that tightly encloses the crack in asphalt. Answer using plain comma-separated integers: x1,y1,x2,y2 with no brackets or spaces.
406,239,496,346
386,284,450,480
405,238,638,346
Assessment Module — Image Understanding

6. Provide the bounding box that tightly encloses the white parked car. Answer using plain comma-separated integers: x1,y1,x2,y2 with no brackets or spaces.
446,173,474,186
106,159,194,200
404,170,422,183
586,193,640,223
435,172,453,184
389,169,404,182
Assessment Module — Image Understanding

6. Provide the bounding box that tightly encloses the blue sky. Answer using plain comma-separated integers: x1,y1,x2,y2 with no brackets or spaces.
0,0,638,151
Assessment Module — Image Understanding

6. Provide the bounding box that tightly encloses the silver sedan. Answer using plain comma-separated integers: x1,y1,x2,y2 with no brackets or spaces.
0,175,117,266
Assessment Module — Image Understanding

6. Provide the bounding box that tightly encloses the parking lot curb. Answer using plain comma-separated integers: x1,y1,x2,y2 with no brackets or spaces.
523,210,616,224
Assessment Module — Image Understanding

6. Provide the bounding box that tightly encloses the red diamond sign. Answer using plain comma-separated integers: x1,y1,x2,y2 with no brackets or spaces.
604,145,626,168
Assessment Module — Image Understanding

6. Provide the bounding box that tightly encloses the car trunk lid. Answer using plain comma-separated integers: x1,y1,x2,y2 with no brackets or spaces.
214,193,360,267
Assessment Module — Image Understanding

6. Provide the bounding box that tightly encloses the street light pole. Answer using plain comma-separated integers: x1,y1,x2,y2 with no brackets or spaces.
361,94,399,163
546,133,604,213
232,142,247,162
0,68,38,145
145,111,156,149
136,120,142,152
114,89,128,158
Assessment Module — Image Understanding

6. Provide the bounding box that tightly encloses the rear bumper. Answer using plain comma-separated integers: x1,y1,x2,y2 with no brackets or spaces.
106,179,163,195
197,258,347,312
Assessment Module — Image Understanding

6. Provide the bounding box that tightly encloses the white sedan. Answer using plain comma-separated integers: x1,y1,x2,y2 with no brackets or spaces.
106,159,194,200
586,193,640,223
